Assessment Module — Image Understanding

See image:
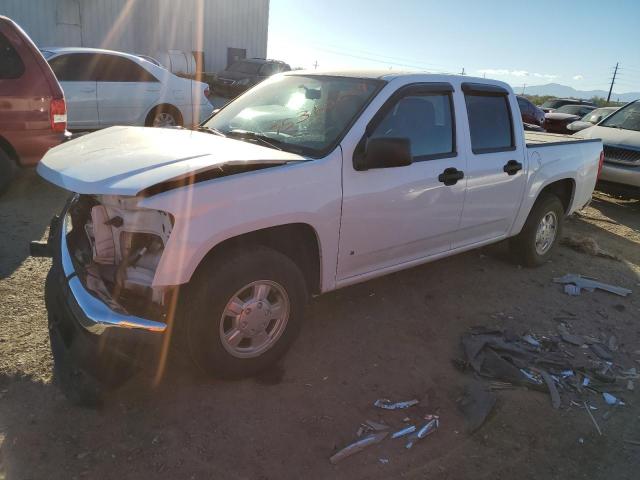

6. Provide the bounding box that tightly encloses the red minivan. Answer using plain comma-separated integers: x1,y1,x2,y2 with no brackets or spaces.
0,16,68,195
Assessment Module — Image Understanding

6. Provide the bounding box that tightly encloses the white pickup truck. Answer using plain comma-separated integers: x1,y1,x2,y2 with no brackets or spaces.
34,70,603,403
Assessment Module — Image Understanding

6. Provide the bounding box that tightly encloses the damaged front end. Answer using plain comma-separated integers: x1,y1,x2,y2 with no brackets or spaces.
66,194,174,321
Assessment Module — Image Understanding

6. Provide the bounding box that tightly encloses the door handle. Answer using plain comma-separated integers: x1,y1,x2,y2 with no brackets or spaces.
503,160,523,175
438,167,464,186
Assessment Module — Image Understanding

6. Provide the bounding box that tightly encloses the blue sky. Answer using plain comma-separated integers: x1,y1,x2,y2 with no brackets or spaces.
268,0,640,93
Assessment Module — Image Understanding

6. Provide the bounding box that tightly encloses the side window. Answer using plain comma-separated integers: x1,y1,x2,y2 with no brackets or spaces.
464,94,514,153
0,32,25,79
94,54,158,82
517,97,529,113
260,63,278,76
369,93,455,160
49,53,99,81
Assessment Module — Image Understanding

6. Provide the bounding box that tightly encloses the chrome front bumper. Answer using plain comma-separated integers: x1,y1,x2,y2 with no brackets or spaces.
599,163,640,188
58,208,167,336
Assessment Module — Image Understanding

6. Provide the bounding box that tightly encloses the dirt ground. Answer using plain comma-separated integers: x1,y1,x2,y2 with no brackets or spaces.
1,170,639,480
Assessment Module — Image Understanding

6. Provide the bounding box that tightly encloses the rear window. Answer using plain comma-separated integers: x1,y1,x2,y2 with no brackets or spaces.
0,31,25,79
464,94,515,153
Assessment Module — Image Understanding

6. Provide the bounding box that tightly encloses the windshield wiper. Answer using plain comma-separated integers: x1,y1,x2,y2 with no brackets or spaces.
226,129,283,151
196,125,226,137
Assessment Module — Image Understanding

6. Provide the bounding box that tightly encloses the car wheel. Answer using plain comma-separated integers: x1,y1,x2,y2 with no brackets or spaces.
182,246,308,379
510,193,564,267
147,105,182,128
0,148,16,196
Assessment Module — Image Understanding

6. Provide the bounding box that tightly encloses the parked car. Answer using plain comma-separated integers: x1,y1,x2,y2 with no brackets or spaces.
544,104,596,134
567,107,619,133
40,47,213,130
540,98,595,113
212,58,291,98
32,72,603,404
517,95,545,126
0,16,68,195
578,100,640,189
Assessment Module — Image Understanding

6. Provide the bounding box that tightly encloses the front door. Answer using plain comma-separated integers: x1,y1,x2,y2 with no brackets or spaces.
338,84,467,280
452,83,527,249
49,53,99,129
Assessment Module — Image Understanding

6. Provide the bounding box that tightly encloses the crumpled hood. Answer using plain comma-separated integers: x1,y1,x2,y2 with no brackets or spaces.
577,125,640,147
545,112,580,121
38,126,305,196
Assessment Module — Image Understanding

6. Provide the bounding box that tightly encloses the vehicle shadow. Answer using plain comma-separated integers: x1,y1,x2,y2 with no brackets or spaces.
0,170,67,279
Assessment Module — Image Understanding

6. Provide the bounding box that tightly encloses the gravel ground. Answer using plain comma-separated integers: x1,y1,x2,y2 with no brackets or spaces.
1,171,639,480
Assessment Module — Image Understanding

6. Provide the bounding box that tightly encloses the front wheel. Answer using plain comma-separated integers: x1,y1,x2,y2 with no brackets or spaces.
510,193,564,267
182,247,308,379
147,105,183,128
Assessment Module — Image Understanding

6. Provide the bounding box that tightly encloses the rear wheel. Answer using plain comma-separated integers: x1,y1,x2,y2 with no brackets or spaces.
510,193,564,267
182,247,308,379
0,148,16,196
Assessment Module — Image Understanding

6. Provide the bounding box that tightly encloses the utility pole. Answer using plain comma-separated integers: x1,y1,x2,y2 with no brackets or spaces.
607,62,619,104
313,60,319,70
460,67,465,76
521,83,526,95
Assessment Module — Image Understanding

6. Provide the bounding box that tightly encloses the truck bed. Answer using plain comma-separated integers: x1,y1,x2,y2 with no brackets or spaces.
525,131,601,148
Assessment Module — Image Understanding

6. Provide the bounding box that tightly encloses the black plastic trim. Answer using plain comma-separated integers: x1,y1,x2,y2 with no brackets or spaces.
525,137,601,148
461,82,509,96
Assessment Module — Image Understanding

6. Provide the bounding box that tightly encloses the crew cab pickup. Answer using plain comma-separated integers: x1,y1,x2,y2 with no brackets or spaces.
33,71,603,404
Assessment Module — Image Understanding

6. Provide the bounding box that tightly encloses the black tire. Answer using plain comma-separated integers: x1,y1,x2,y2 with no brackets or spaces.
146,104,183,128
182,246,308,379
510,193,564,267
0,148,16,197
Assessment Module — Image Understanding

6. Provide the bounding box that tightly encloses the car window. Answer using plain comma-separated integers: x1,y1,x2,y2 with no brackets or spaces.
517,97,530,113
0,31,26,79
370,93,455,160
49,53,100,81
260,64,278,76
228,61,262,74
94,54,158,82
465,94,514,153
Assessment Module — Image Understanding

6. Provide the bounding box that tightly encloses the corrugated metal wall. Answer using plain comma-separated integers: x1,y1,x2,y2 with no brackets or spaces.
0,0,269,72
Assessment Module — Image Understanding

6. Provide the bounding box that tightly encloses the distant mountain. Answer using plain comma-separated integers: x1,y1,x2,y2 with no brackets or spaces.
515,83,640,103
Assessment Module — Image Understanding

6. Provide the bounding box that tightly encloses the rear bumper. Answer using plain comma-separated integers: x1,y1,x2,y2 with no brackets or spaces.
6,129,69,167
599,163,640,188
43,199,165,380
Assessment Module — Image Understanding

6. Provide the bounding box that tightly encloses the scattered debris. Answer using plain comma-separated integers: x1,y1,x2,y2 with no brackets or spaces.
539,370,561,409
522,334,541,347
391,425,417,439
558,324,585,346
564,284,581,296
561,234,619,260
583,402,602,436
365,420,389,431
458,382,497,433
591,343,613,361
554,274,632,297
405,417,439,449
374,398,419,410
602,392,625,406
330,431,389,464
624,439,640,447
379,458,389,464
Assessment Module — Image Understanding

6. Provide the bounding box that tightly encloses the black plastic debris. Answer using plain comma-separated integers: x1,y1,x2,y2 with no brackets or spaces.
458,382,497,432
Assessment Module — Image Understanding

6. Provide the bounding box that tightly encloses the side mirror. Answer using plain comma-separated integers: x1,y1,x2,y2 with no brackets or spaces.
354,137,413,171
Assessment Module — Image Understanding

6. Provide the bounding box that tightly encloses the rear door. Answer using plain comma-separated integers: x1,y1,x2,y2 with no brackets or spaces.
95,54,161,127
338,83,467,280
452,83,527,248
49,53,99,129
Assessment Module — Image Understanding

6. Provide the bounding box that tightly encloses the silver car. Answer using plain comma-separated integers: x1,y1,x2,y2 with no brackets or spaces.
578,100,640,188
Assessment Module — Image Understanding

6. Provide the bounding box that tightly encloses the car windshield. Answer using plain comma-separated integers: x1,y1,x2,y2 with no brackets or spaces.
555,105,590,115
204,75,383,156
600,101,640,132
541,99,568,109
581,107,615,123
227,61,262,74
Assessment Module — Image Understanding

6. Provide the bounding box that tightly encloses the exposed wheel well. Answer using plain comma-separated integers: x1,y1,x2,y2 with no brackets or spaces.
198,224,322,294
145,104,183,126
538,178,575,214
0,135,19,166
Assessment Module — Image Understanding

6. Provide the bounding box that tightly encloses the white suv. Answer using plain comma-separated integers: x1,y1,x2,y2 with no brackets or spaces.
41,47,213,130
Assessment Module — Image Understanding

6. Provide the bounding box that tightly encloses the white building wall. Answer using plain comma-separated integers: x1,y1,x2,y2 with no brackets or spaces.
0,0,269,72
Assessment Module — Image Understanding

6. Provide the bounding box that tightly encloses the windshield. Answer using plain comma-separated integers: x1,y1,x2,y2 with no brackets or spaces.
555,105,591,115
204,75,383,156
541,99,568,109
227,61,262,74
581,107,616,123
600,101,640,131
